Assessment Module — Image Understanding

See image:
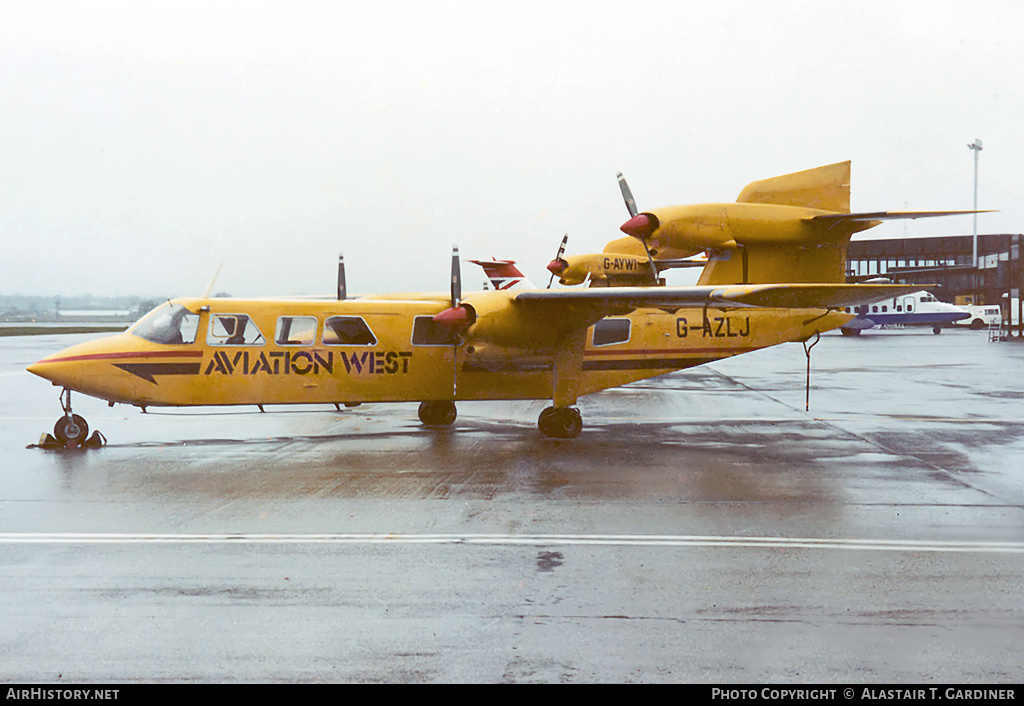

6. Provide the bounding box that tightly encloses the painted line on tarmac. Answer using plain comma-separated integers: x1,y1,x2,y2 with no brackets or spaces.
1,533,1023,553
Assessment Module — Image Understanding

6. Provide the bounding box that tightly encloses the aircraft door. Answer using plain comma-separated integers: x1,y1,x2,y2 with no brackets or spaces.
409,315,457,400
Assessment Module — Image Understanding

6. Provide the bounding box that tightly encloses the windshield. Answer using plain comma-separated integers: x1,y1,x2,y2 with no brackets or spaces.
132,302,200,344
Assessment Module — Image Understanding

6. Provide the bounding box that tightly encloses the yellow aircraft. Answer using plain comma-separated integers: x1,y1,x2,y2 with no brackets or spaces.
27,162,976,447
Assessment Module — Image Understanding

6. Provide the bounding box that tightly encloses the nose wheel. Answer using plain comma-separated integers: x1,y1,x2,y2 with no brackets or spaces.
54,413,89,446
37,389,105,450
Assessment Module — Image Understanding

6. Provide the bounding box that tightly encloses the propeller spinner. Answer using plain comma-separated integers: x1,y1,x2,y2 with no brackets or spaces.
546,234,570,287
433,246,473,325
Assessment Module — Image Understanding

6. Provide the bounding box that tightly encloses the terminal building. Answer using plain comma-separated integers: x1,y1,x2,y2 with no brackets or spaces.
847,233,1023,337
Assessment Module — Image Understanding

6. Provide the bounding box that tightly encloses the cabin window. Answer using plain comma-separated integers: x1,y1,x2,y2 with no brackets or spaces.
896,305,903,312
412,315,460,346
881,306,887,312
207,314,266,346
132,302,200,345
592,318,631,347
906,305,913,312
275,316,317,346
323,316,377,346
872,306,878,313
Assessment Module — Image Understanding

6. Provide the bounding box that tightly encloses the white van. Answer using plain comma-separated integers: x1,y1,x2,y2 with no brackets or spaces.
954,305,1002,329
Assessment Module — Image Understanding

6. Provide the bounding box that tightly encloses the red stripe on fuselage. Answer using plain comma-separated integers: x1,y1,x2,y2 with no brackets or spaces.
584,347,759,357
45,350,204,364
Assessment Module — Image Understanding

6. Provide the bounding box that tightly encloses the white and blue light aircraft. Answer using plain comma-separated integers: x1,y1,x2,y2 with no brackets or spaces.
839,290,970,335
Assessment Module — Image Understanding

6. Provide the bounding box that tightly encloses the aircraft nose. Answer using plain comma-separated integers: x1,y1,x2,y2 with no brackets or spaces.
27,355,75,389
25,333,133,393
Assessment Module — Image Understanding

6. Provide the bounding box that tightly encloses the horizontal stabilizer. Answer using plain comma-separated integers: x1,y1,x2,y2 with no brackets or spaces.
807,210,994,228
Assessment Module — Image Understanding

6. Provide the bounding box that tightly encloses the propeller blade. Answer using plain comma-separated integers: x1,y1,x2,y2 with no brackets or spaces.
640,239,659,283
617,172,638,218
450,245,462,307
201,263,224,299
337,253,347,301
547,234,569,288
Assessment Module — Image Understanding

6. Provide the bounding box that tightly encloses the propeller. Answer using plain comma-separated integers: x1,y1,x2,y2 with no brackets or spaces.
201,263,224,298
450,245,461,307
617,171,638,218
617,172,660,282
337,253,347,300
433,245,472,325
546,234,570,287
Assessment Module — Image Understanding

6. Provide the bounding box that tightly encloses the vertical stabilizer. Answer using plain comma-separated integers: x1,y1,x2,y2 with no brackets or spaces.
736,161,850,213
468,259,536,290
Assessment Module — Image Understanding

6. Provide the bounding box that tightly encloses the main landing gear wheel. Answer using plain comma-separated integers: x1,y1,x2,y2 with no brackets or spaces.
538,406,582,439
933,326,943,334
418,401,457,426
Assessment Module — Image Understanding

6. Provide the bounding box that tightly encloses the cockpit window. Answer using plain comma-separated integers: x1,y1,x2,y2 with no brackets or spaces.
207,314,266,346
132,302,200,345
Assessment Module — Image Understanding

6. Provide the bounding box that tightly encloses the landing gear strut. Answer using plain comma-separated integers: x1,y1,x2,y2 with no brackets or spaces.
38,389,105,450
418,400,457,426
538,406,582,439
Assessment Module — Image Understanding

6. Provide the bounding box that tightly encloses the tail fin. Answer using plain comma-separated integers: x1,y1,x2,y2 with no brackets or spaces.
736,160,851,212
468,259,536,290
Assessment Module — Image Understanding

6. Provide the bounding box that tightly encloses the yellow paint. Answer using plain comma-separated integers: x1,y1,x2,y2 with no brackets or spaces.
28,294,850,408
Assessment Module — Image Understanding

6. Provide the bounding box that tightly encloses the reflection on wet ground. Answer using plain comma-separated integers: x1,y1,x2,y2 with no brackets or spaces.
3,330,1024,681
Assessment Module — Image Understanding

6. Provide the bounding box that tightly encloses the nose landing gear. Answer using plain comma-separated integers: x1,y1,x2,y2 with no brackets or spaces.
37,389,106,450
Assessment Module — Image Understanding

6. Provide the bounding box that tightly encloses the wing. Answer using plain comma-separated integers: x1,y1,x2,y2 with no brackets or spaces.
511,283,924,329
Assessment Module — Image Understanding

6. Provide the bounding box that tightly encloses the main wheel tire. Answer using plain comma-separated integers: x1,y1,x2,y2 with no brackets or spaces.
418,401,456,426
970,319,985,330
54,414,89,446
840,328,861,336
933,326,942,334
538,406,582,439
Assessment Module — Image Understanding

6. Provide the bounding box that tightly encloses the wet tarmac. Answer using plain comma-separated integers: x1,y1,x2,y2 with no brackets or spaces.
2,328,1024,683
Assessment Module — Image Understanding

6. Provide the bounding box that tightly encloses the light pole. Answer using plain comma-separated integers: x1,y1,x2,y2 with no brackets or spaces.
968,138,983,270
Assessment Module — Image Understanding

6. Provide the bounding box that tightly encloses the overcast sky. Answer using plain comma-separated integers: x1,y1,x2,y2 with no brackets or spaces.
1,0,1021,298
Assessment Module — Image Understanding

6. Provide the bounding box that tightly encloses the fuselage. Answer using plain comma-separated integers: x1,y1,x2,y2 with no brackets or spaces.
27,293,852,408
